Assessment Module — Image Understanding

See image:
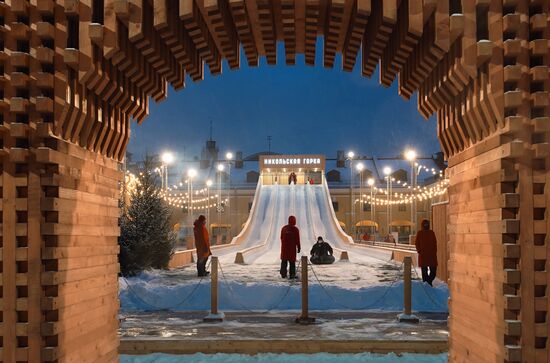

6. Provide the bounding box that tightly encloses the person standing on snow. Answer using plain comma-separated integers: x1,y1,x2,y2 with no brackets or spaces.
280,215,301,278
288,172,297,185
414,219,438,286
193,215,212,277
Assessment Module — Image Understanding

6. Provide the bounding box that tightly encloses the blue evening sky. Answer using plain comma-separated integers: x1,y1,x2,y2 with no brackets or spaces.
128,46,440,161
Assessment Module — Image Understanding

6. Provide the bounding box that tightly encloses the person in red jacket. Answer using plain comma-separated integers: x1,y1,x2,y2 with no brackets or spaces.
280,215,301,278
193,215,212,277
414,219,438,286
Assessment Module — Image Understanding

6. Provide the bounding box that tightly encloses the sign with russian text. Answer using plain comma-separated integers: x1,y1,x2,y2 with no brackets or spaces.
260,155,326,170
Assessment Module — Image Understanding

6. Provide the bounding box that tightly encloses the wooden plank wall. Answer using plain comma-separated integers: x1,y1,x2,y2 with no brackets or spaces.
431,202,448,283
37,141,121,363
0,1,547,363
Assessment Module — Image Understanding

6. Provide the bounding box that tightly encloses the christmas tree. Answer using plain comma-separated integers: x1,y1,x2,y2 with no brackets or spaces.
119,154,176,276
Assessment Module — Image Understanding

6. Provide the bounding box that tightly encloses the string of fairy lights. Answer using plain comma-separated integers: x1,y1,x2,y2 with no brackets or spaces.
123,162,448,209
356,178,449,206
355,164,447,206
122,171,227,211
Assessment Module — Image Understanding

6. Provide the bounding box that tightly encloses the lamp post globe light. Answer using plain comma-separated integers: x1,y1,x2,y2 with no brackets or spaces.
367,178,375,235
404,148,417,235
346,151,355,231
383,167,392,237
160,151,174,190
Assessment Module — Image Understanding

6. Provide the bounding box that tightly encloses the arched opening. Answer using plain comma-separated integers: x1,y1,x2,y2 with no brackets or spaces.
0,1,547,363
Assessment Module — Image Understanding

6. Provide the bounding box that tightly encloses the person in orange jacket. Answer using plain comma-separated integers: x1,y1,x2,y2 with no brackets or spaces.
193,215,212,277
415,219,438,286
280,215,301,278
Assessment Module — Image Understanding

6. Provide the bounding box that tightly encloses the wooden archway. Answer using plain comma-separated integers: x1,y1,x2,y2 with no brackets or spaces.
0,1,548,362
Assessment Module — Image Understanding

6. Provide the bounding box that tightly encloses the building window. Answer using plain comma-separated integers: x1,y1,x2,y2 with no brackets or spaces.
363,203,371,212
332,201,339,212
246,171,259,183
326,169,341,182
398,204,407,212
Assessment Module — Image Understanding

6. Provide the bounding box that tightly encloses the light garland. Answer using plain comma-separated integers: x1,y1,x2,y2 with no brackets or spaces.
357,178,449,206
125,164,448,209
122,171,226,210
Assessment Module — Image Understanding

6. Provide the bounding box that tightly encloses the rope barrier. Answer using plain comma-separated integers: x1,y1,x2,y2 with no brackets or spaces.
217,259,300,313
411,267,448,310
307,261,404,310
121,259,211,311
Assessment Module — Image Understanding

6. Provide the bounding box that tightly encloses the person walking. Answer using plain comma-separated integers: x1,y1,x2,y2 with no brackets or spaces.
193,215,212,277
414,219,438,286
280,215,301,278
310,236,335,265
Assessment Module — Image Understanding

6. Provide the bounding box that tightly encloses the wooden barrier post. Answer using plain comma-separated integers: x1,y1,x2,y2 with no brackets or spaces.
398,256,419,323
204,256,224,322
296,256,315,324
339,251,349,261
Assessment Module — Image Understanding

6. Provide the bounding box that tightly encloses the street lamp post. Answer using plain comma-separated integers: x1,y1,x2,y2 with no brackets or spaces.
367,178,375,235
217,163,224,226
161,152,174,190
346,151,355,230
187,169,197,216
356,162,364,239
225,152,233,237
383,167,392,236
206,179,213,232
405,149,417,234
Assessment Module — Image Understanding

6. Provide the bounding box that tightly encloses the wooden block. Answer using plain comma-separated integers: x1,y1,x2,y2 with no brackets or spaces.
63,49,80,68
505,345,521,362
10,97,30,113
114,0,130,18
505,320,522,336
36,22,55,39
89,23,104,44
477,40,494,65
504,294,521,311
504,244,520,259
504,269,521,285
530,66,549,82
504,91,523,108
36,0,55,14
64,0,79,14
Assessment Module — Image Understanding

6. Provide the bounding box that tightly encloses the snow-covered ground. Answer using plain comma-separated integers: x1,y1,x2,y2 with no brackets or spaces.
119,263,448,312
120,353,448,363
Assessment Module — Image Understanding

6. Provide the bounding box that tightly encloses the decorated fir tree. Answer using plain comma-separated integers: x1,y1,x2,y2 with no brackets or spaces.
119,154,176,276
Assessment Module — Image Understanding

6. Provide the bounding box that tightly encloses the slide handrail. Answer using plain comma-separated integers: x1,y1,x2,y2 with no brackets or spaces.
320,179,355,244
229,177,263,246
235,184,281,263
305,184,348,260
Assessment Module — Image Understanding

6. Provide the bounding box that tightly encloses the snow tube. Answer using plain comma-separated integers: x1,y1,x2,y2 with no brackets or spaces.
310,255,336,265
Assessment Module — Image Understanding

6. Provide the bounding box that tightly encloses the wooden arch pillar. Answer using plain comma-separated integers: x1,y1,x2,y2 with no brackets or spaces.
0,1,547,362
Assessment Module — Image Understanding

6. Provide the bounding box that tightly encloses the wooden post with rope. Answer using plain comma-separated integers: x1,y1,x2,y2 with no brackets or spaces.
296,255,315,324
204,256,224,322
398,256,419,323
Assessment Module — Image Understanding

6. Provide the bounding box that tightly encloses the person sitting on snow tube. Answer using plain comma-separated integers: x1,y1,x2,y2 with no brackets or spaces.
310,236,335,265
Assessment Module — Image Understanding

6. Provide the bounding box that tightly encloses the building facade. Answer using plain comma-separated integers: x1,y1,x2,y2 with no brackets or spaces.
157,152,447,248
